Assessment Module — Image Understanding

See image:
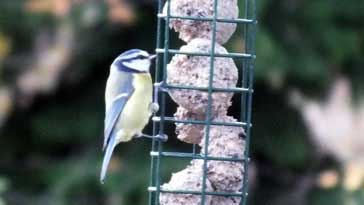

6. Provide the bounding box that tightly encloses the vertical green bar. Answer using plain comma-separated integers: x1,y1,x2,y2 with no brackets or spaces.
153,0,172,205
201,0,218,204
240,0,250,203
241,1,249,123
149,0,163,204
241,0,256,205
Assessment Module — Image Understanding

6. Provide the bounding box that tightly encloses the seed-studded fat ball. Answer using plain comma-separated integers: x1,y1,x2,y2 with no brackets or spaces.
163,0,239,44
174,107,229,144
167,38,238,114
160,161,213,205
200,115,246,192
207,161,244,192
211,196,242,205
200,115,245,158
174,106,205,144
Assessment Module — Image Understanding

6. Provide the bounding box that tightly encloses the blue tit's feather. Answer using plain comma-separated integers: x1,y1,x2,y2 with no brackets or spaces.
115,49,148,62
120,49,142,57
100,132,117,183
103,74,134,150
115,62,147,73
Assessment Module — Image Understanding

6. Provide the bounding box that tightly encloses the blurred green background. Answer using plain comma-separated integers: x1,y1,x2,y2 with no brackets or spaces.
0,0,364,205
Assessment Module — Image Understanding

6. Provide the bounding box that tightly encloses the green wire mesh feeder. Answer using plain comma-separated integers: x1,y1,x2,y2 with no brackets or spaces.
149,0,257,204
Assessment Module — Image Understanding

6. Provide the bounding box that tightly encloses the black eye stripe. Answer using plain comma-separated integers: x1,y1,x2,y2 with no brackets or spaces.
136,55,148,60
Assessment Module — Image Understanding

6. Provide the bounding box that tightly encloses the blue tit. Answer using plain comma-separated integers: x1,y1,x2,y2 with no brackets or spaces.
100,49,158,183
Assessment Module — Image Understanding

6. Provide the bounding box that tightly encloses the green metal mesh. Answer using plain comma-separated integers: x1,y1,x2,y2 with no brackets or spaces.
148,0,257,204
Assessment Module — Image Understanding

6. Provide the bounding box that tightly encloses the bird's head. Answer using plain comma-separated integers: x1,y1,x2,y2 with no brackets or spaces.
112,49,156,73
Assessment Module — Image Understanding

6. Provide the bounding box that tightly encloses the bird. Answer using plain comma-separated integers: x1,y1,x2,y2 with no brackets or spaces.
100,49,160,183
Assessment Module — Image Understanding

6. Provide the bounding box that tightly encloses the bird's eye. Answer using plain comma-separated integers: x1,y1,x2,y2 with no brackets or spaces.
136,55,145,60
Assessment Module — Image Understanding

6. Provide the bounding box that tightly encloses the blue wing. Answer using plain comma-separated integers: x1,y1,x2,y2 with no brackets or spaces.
100,132,117,183
103,75,134,150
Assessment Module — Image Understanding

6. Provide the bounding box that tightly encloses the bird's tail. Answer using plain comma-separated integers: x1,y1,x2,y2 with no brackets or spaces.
100,135,117,184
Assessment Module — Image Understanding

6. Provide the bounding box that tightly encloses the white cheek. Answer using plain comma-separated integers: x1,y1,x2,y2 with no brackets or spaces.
123,59,150,72
110,64,118,72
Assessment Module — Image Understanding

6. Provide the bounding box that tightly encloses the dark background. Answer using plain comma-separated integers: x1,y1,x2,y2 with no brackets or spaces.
0,0,363,205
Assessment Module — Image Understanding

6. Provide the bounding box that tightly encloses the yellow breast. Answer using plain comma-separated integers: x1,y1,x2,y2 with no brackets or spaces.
116,73,153,141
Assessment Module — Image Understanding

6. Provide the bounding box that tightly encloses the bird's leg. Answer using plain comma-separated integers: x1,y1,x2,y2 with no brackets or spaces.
135,132,168,142
154,81,169,92
153,81,168,113
153,81,169,103
134,132,153,139
149,82,169,142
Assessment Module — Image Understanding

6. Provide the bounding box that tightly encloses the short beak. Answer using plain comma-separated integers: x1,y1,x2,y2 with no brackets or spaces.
149,54,157,60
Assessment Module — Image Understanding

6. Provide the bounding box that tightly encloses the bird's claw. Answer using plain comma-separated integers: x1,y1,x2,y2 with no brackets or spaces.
154,134,168,142
154,82,168,92
134,133,168,142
